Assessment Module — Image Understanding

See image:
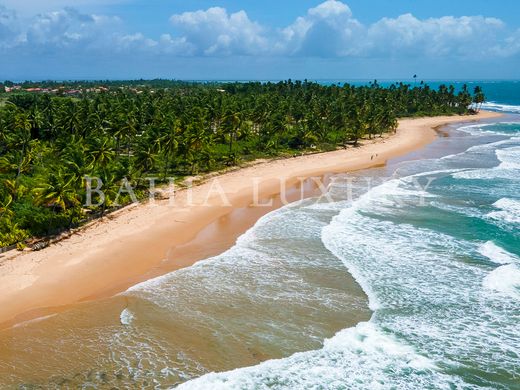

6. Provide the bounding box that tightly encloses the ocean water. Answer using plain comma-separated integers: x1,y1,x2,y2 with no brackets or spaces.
1,94,519,389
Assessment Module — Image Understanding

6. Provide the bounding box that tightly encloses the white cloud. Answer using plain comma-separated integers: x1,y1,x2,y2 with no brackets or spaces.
164,0,515,59
278,0,364,56
492,28,520,57
0,5,195,57
157,34,195,55
309,0,352,19
10,7,125,53
0,0,519,62
170,7,268,55
111,32,193,56
113,32,157,51
367,14,506,57
0,5,19,46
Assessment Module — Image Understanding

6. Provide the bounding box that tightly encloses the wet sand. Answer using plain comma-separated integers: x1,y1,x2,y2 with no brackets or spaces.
0,111,502,329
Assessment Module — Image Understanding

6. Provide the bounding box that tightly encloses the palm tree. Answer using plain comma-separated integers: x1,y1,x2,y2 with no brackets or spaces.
158,115,180,178
456,84,472,114
59,100,81,135
34,172,80,213
134,145,157,176
473,86,485,112
293,122,318,149
0,216,28,248
28,105,44,138
95,169,123,217
2,179,26,202
116,108,138,159
222,109,241,153
61,136,94,187
11,112,33,179
34,171,82,232
0,194,13,218
88,137,116,168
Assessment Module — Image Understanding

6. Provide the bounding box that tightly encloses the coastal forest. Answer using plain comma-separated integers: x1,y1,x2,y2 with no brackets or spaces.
0,80,485,248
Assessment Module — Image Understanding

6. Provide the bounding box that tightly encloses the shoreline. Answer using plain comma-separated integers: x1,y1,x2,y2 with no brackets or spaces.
0,111,502,328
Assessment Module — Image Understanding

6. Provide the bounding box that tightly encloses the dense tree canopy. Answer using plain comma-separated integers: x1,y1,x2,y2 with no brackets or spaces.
0,80,482,247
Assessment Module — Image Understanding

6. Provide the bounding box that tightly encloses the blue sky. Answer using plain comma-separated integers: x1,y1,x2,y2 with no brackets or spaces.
1,0,519,80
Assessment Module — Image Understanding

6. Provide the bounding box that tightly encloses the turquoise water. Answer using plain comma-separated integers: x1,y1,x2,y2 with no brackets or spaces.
176,109,520,387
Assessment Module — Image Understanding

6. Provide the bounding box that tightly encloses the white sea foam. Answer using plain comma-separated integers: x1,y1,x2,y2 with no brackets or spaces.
464,137,520,155
483,264,520,300
478,241,519,265
452,143,520,180
321,169,520,382
429,201,482,219
466,141,504,153
176,322,455,390
11,314,58,329
444,124,520,181
451,168,515,180
487,198,520,224
457,121,520,136
119,308,135,325
496,146,520,169
457,123,492,136
480,102,520,113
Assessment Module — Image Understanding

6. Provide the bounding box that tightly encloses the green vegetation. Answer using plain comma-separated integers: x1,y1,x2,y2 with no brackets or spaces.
0,80,483,248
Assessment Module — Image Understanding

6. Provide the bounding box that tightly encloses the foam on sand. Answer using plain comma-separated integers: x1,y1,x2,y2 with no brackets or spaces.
119,308,135,325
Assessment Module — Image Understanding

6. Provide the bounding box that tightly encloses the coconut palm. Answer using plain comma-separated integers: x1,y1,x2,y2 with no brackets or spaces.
473,86,486,112
158,115,181,178
88,137,116,168
10,112,33,179
34,171,80,213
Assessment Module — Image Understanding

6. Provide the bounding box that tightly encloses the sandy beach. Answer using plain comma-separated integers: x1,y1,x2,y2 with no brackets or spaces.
0,111,502,328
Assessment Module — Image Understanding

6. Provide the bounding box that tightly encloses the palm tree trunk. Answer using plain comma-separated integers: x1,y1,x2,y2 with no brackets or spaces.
16,143,26,181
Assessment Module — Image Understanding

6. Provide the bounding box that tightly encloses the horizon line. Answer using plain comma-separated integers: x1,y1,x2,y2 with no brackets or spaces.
3,78,520,84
